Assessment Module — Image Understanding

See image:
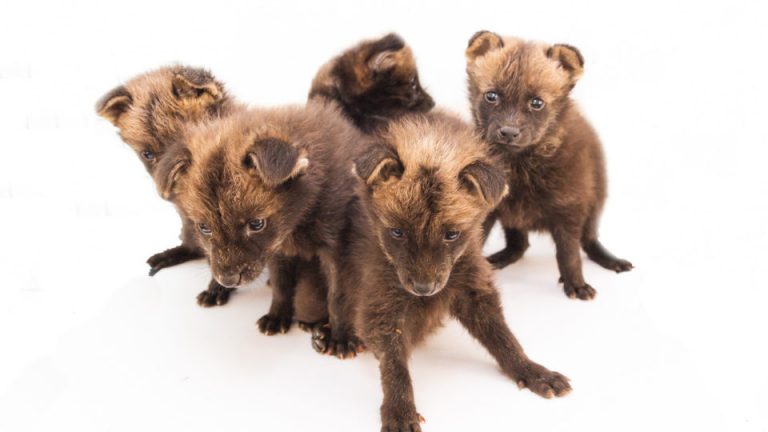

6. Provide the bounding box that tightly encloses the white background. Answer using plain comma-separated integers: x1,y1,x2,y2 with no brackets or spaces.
1,1,766,431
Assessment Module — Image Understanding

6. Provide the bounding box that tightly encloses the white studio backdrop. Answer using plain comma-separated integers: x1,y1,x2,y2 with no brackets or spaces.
1,1,766,431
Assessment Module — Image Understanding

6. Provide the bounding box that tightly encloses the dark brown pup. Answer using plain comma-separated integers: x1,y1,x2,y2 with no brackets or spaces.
466,32,633,300
96,65,241,276
312,111,571,431
165,102,368,336
308,33,435,133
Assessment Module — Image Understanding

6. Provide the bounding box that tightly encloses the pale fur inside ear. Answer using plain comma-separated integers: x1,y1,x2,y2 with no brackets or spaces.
365,157,401,185
465,31,504,60
292,156,309,177
172,73,221,100
369,50,400,72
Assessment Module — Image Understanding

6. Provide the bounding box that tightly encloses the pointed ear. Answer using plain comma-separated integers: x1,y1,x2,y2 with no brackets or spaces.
459,160,508,206
153,154,189,200
547,44,584,84
244,138,308,186
367,33,408,73
466,31,504,60
353,143,403,186
172,67,222,101
96,85,133,126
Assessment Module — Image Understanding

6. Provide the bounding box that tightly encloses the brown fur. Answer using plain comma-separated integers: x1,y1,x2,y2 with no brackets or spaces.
311,111,571,430
96,65,242,276
466,32,633,300
308,33,434,133
165,102,369,334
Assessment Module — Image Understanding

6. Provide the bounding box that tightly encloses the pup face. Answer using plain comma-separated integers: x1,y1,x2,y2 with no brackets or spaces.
336,33,435,117
355,114,506,297
168,113,311,288
96,66,228,178
465,32,584,151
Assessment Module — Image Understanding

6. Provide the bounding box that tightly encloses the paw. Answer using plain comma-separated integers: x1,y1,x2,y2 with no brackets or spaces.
311,323,365,359
196,286,236,307
486,248,524,270
608,258,634,273
297,320,323,332
146,245,202,276
562,281,596,300
514,362,571,398
256,313,292,335
381,413,425,432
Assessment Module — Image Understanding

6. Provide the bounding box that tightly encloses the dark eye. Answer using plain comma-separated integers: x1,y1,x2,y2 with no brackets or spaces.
444,230,461,241
390,228,405,239
484,91,499,104
248,219,266,233
142,150,155,161
198,223,212,236
529,97,545,110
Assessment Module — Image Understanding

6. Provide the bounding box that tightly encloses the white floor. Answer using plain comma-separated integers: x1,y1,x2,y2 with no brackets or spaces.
1,1,767,431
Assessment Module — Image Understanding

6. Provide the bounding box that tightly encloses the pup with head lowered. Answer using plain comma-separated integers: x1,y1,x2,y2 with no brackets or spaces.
311,110,571,431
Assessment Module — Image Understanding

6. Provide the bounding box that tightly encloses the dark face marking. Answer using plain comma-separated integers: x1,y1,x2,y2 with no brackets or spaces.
372,172,472,297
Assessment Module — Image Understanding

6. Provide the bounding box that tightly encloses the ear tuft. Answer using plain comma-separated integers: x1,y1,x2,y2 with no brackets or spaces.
546,44,584,83
459,160,507,206
245,138,307,186
155,157,189,201
354,143,403,186
466,31,504,60
96,85,133,126
172,67,222,101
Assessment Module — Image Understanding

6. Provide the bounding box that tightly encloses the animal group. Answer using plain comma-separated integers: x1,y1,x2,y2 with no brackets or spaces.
96,31,633,431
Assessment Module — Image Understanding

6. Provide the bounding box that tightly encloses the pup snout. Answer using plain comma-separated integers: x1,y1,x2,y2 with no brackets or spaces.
497,126,521,142
216,272,243,288
412,280,439,296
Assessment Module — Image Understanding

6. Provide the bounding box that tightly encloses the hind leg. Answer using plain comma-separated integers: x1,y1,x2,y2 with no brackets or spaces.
581,211,633,273
487,227,530,270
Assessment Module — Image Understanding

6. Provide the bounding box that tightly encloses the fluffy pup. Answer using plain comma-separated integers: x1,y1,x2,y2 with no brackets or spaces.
308,33,434,133
465,31,633,300
313,111,571,430
96,65,241,276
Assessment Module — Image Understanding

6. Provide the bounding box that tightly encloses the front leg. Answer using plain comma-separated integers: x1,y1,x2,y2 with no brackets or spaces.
551,224,595,300
451,286,571,398
147,244,204,276
311,249,363,359
256,256,298,335
148,216,205,275
486,227,529,270
379,349,423,432
196,278,236,307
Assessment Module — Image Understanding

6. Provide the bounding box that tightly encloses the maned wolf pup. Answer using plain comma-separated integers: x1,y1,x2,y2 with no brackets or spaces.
308,33,435,133
465,31,633,300
96,65,240,276
312,111,571,430
164,103,368,335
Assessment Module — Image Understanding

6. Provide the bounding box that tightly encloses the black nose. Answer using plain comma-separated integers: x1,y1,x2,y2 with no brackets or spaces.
412,281,438,296
217,272,242,288
497,126,521,141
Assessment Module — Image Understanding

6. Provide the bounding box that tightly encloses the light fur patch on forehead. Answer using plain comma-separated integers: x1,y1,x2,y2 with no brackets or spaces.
468,39,570,100
373,111,491,229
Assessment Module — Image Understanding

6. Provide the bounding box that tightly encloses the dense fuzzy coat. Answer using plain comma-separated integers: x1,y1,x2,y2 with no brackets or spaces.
465,32,633,300
163,102,368,334
96,65,242,276
312,111,571,431
308,33,434,133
